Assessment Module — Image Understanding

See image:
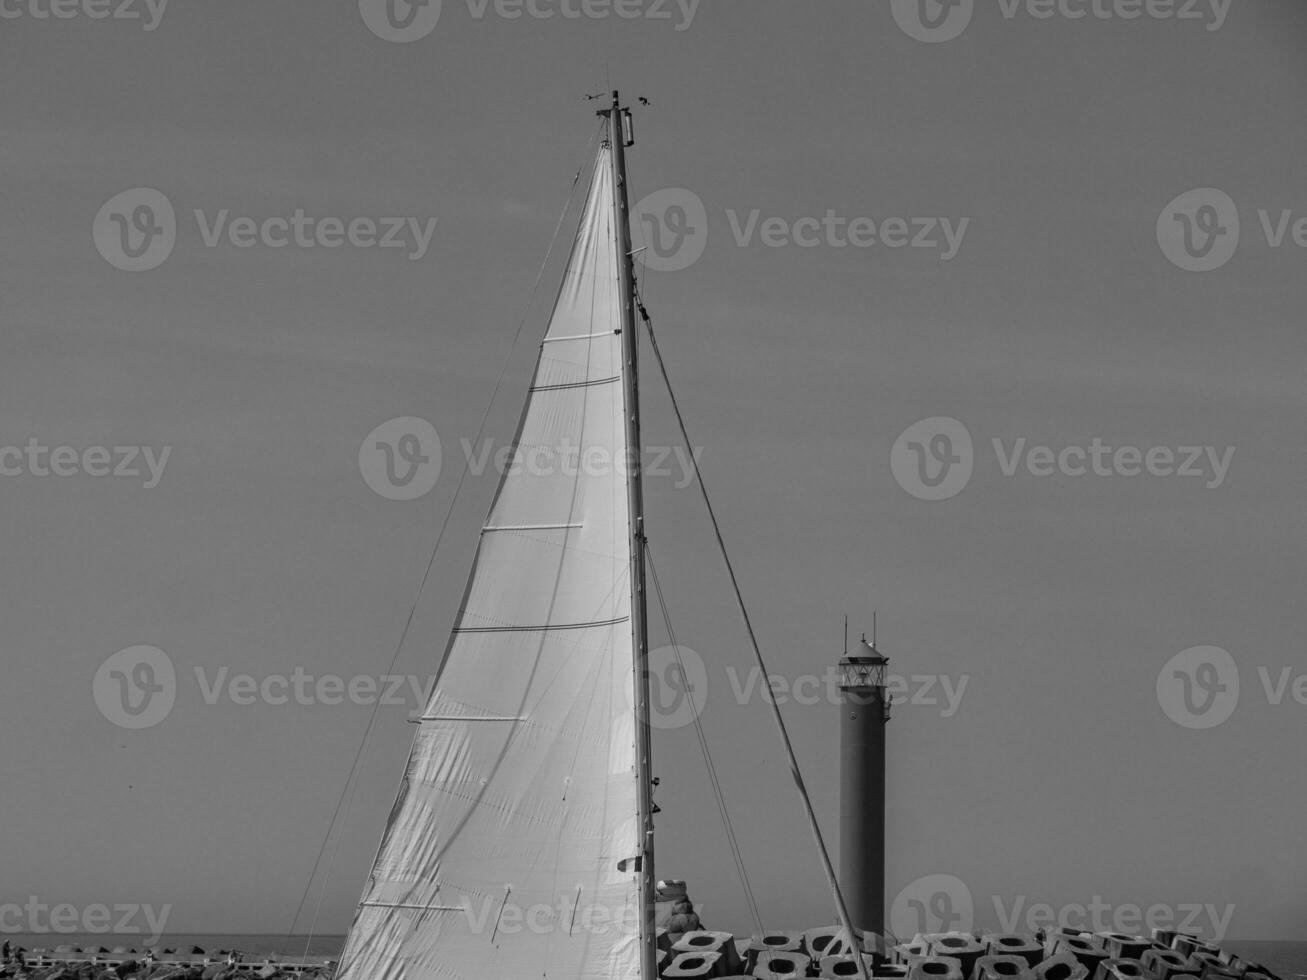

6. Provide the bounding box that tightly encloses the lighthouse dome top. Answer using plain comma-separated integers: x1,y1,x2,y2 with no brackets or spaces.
841,634,888,664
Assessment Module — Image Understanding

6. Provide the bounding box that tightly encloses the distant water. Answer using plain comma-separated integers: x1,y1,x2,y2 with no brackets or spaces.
3,935,1303,975
1225,942,1307,978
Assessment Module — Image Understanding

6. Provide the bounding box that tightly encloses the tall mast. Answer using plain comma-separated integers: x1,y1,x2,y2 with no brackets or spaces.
605,91,657,980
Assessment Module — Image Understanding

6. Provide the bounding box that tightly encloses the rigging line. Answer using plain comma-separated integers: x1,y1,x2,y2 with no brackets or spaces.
644,540,765,936
285,124,605,961
637,296,874,980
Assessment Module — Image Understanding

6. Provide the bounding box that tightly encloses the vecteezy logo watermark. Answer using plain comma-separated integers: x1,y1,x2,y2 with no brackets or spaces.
633,188,709,273
0,0,169,30
890,417,974,501
93,188,176,272
1157,645,1239,729
94,189,439,271
93,646,176,730
1158,645,1307,730
358,0,443,42
891,874,975,937
1158,187,1307,272
359,417,442,501
0,898,172,945
1157,188,1240,272
637,645,710,730
891,0,974,43
892,417,1235,500
0,441,171,488
892,0,1230,43
361,0,699,42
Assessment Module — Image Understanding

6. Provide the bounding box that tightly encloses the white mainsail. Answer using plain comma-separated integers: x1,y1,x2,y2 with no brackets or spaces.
335,146,643,980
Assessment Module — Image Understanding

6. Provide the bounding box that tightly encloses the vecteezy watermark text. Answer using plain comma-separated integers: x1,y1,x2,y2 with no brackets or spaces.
725,665,968,717
0,898,172,944
891,873,1234,941
94,188,438,272
461,895,639,938
93,645,443,730
638,646,969,730
0,0,168,30
359,0,700,43
631,188,970,271
359,415,704,501
891,417,1234,501
0,441,170,488
724,210,969,260
891,0,1230,44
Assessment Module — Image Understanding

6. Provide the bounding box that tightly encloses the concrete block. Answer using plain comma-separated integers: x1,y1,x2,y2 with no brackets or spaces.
1170,938,1203,959
907,955,966,980
746,933,803,973
1141,949,1192,980
1043,929,1088,954
819,953,880,978
1049,936,1109,976
973,953,1035,980
895,942,931,965
928,934,985,977
1093,959,1149,980
983,935,1043,968
732,938,751,967
806,925,856,959
672,932,742,974
1032,953,1090,980
1097,935,1152,961
875,966,912,979
1184,953,1224,976
752,950,812,979
1151,932,1177,950
661,950,721,978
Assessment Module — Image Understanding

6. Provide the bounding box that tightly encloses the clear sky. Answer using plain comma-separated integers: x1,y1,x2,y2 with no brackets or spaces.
2,0,1305,946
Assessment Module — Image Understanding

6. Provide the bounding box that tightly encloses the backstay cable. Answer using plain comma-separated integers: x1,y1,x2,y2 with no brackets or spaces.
645,540,765,936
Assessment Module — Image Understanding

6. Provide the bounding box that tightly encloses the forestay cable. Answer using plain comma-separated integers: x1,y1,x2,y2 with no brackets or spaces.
637,292,874,980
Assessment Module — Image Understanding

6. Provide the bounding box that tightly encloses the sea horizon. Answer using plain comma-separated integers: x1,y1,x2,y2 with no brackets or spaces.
2,934,1303,976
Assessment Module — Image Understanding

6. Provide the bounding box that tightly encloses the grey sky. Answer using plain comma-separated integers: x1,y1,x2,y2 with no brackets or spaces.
1,0,1304,944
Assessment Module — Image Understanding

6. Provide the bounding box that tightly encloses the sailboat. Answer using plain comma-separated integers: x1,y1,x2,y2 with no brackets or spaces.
332,93,872,980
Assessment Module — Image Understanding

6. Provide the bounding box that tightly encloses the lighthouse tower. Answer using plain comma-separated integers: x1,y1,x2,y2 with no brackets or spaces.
837,625,891,939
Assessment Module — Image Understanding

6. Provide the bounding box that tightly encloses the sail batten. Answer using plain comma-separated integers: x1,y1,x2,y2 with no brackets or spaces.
336,145,642,980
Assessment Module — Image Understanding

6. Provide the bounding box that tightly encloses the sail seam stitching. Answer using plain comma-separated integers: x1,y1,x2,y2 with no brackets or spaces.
452,615,629,633
529,375,620,392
